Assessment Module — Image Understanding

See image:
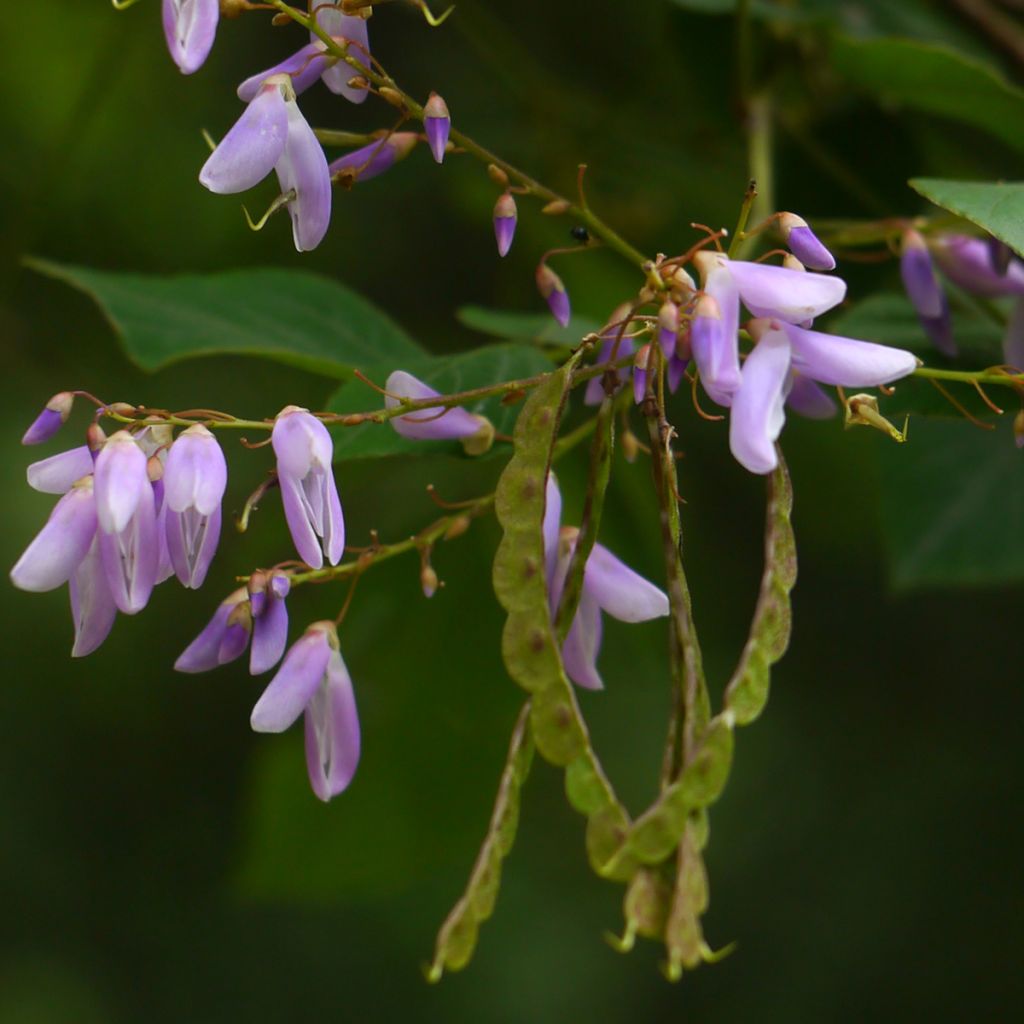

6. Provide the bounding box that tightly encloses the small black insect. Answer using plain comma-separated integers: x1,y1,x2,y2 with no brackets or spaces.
570,225,591,243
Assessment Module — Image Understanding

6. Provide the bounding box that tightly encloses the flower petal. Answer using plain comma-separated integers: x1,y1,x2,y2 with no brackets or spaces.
250,587,289,675
583,543,669,623
385,371,484,441
251,628,331,733
94,432,148,535
10,481,97,592
729,329,792,475
781,322,918,387
314,9,371,104
237,42,331,102
304,648,361,800
561,588,604,691
786,374,837,420
163,0,219,75
274,99,331,251
69,537,118,658
27,445,94,494
728,260,846,323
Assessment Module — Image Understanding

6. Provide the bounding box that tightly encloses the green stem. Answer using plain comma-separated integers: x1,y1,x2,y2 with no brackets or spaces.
912,367,1024,388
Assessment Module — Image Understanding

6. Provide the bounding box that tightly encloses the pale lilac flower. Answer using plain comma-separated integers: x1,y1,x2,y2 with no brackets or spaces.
544,476,669,690
584,304,635,405
729,319,918,474
901,228,954,356
10,477,98,593
250,622,360,802
175,588,251,673
237,42,336,102
272,407,344,570
385,371,492,448
199,76,331,252
249,571,291,675
779,213,836,272
69,537,118,658
163,425,227,589
786,374,837,420
423,93,451,164
27,445,94,494
689,292,740,407
329,133,418,184
93,432,159,614
163,0,219,75
536,264,570,328
311,4,371,104
933,235,1024,298
493,193,517,257
22,392,73,446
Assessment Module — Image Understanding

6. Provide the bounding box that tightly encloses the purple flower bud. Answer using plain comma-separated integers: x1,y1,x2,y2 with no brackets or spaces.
22,392,73,446
633,344,652,405
729,327,792,476
667,352,689,395
312,7,371,104
423,92,451,164
10,477,98,593
933,235,1024,298
251,622,361,801
200,79,290,195
174,589,250,673
536,264,570,328
164,425,227,589
779,212,836,272
657,301,679,358
69,537,118,658
237,42,333,102
163,0,219,75
27,445,93,494
272,407,345,570
384,371,491,446
493,192,518,257
328,133,418,184
584,304,635,405
690,293,741,408
249,571,291,675
900,229,954,357
275,94,332,252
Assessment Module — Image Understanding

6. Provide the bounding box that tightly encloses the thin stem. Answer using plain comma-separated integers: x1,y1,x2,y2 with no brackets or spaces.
912,366,1024,389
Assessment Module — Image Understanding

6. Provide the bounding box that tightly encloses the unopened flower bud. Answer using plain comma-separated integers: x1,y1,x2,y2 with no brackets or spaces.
220,1,251,19
1014,409,1024,450
444,515,472,541
461,416,495,457
666,265,696,300
633,343,653,405
901,228,954,356
420,563,439,598
146,454,164,483
87,422,107,455
329,132,418,185
779,212,836,271
379,86,406,109
487,163,509,187
423,92,451,164
542,199,571,216
22,392,74,446
657,301,679,358
493,192,518,258
782,253,805,272
536,264,570,328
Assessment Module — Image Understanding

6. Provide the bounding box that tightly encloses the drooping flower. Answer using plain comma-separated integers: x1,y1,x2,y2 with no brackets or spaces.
423,93,451,164
311,2,371,104
250,622,361,802
199,75,331,252
932,235,1024,298
536,264,570,328
900,228,954,356
69,537,118,658
779,213,836,272
27,445,94,494
22,392,73,446
384,371,494,453
174,588,251,673
163,0,219,75
544,475,669,690
163,424,227,589
729,318,918,474
272,407,344,570
237,41,337,102
493,192,518,257
328,133,418,185
10,476,98,593
249,570,291,675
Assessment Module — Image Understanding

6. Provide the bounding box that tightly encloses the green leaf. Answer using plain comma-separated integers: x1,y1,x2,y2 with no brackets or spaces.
877,418,1024,588
829,37,1024,156
323,343,554,461
909,179,1024,260
457,305,601,346
26,259,423,378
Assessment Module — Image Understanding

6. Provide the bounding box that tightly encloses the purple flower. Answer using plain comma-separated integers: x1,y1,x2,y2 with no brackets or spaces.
163,424,227,589
163,0,219,75
329,133,418,184
199,75,331,252
423,92,451,164
10,476,98,593
249,570,291,675
633,344,652,405
384,371,493,451
250,622,361,802
584,304,635,405
900,228,954,356
22,392,73,446
93,431,160,614
536,264,570,328
779,212,836,272
312,4,371,104
174,588,251,673
237,41,335,102
729,319,918,474
786,374,837,420
933,235,1024,298
657,300,679,358
27,445,93,494
272,407,344,570
493,192,517,257
69,537,118,658
544,477,669,690
690,292,740,407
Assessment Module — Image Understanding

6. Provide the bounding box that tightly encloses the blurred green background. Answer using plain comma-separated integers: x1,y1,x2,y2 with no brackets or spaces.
2,1,1022,1020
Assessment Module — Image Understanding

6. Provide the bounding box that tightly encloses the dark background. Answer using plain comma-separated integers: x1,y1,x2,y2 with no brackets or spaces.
1,1,1021,1020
